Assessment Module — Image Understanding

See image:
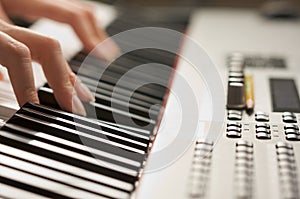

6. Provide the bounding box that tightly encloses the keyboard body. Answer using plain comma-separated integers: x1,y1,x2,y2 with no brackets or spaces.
0,2,300,199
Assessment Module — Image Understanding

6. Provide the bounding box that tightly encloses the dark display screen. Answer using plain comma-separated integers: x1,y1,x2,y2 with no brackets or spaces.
270,78,300,113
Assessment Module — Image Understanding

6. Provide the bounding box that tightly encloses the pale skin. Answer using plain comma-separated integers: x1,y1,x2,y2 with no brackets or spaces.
0,0,119,115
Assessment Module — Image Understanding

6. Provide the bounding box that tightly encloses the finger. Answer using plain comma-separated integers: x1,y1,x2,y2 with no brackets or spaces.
0,31,39,105
2,0,119,60
0,2,12,23
4,25,90,115
0,71,4,81
68,70,95,102
65,1,120,59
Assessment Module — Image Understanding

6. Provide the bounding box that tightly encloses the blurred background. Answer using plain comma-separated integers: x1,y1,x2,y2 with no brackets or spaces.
94,0,300,8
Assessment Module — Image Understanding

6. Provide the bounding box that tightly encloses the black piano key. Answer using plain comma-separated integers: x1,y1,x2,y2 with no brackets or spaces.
71,53,171,84
84,83,162,111
70,52,169,99
21,103,152,139
38,87,61,110
92,92,159,119
18,108,150,145
11,112,148,153
22,103,152,137
7,114,146,162
84,101,155,131
71,62,167,100
2,124,141,172
0,162,117,199
101,120,152,137
70,56,168,84
0,131,139,184
73,51,171,81
79,75,162,106
37,87,156,130
19,107,151,146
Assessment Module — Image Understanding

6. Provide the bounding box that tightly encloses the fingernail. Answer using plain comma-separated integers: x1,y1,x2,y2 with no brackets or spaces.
72,95,87,116
76,81,95,102
93,39,121,61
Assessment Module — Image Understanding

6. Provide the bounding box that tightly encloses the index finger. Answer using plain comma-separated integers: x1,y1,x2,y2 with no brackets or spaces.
0,31,39,106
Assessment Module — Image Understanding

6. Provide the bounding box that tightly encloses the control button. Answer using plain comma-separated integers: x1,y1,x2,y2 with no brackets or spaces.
195,145,213,152
235,153,253,161
285,129,299,135
256,127,271,134
255,111,269,122
228,114,242,121
196,140,213,146
235,173,252,182
236,140,253,148
228,77,244,83
276,142,293,149
228,72,244,78
279,166,296,176
284,124,299,130
235,166,253,176
194,150,212,158
256,132,271,139
227,122,242,128
228,65,244,73
234,139,254,199
228,52,244,62
236,146,253,154
227,131,242,138
235,159,253,168
256,122,270,129
277,154,295,163
283,116,297,123
275,142,299,199
282,112,296,118
286,134,300,141
278,162,296,172
276,148,294,156
227,126,242,133
229,110,243,115
228,61,244,68
189,140,213,198
228,110,243,121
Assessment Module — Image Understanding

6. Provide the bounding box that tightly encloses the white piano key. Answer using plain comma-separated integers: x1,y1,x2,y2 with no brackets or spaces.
0,183,50,199
0,154,129,199
0,144,133,191
0,166,109,199
28,139,138,176
35,132,141,167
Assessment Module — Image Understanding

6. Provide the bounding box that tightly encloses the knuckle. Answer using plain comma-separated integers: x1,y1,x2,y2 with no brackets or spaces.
78,9,93,19
8,41,31,60
42,37,61,52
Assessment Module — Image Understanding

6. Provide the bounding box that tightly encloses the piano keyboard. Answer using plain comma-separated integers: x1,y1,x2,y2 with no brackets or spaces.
0,8,190,199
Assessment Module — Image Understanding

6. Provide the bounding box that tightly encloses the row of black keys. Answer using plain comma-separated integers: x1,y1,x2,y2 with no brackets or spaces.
38,48,177,131
0,103,153,199
37,17,183,131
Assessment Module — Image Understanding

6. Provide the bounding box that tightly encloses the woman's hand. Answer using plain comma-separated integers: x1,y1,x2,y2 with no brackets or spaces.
0,0,118,115
1,0,119,60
